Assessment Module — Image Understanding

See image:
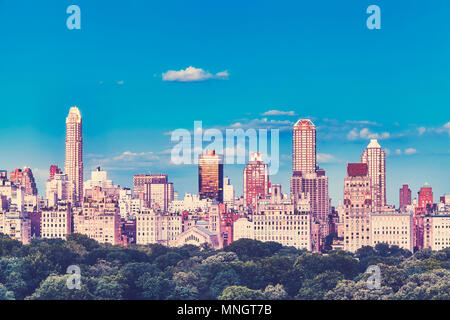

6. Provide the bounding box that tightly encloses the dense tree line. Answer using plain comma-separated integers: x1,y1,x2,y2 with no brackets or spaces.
0,233,448,300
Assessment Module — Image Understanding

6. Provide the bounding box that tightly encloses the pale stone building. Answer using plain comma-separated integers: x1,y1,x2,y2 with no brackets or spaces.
45,173,75,208
424,215,450,251
41,202,72,240
371,212,413,252
234,185,312,250
136,208,182,245
73,190,121,245
0,209,31,244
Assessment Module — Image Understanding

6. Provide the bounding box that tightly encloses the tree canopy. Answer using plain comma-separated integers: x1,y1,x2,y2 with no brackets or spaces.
0,234,448,300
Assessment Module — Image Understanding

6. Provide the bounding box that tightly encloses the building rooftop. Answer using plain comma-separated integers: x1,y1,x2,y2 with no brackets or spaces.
347,163,368,176
196,226,216,236
294,119,315,128
371,211,412,215
367,139,381,148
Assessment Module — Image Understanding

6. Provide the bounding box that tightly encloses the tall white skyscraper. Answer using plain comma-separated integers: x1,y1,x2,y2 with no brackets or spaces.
223,177,235,208
65,106,83,203
361,139,386,212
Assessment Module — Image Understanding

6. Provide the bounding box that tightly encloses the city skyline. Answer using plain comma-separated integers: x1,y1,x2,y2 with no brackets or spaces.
0,1,449,207
1,105,448,209
0,1,449,303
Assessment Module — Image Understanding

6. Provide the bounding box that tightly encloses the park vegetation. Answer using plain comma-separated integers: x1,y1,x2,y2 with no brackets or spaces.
0,233,448,300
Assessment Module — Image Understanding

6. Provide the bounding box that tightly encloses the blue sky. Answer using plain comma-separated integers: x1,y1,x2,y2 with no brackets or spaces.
0,0,449,207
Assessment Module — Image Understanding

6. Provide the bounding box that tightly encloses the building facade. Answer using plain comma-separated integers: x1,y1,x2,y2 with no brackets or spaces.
49,165,62,181
292,119,316,175
41,202,72,239
371,212,413,252
234,185,312,250
46,173,76,208
198,150,223,202
10,167,37,196
84,167,116,193
0,209,31,244
290,119,330,224
361,139,386,212
418,183,433,212
399,184,412,212
144,175,174,212
423,215,450,251
243,152,269,209
223,177,235,209
65,106,83,203
73,189,121,245
343,163,372,253
136,209,182,245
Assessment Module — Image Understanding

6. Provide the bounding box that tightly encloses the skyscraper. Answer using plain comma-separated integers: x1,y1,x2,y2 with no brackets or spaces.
399,184,412,212
361,139,386,212
10,167,37,196
49,165,62,181
223,177,235,208
295,170,330,222
292,119,316,175
290,119,330,222
143,174,174,212
343,163,372,252
418,183,433,210
198,150,223,202
243,152,269,209
65,106,83,203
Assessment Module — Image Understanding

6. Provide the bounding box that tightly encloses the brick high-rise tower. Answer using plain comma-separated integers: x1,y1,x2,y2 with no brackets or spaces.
244,152,269,209
361,139,386,212
399,184,412,212
65,106,83,203
418,183,433,210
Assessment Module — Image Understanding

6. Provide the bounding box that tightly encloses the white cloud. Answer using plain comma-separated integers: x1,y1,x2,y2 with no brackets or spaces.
346,128,359,140
416,122,450,136
395,149,402,155
229,118,294,131
317,153,338,163
347,128,390,141
262,110,296,116
345,120,380,126
443,122,450,135
111,151,158,162
162,66,228,82
214,71,229,79
418,126,426,135
404,148,417,155
89,151,163,171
